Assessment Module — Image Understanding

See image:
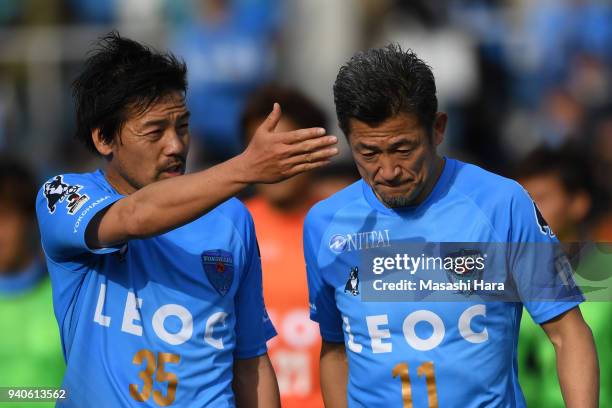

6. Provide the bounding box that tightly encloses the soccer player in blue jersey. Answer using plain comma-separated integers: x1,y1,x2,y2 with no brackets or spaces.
304,45,599,407
35,33,338,407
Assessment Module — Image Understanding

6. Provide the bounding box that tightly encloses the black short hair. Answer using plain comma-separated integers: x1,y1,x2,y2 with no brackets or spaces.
72,31,187,154
333,44,438,137
514,144,593,196
0,156,37,217
240,84,328,145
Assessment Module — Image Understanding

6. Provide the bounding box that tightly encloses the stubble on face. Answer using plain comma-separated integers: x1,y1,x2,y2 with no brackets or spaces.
349,113,445,208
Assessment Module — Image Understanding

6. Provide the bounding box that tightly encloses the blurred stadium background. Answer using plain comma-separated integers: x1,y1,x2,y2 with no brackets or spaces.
0,0,610,407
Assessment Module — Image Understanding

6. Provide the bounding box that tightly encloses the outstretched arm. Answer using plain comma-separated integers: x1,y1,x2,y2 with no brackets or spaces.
541,306,599,408
86,103,338,248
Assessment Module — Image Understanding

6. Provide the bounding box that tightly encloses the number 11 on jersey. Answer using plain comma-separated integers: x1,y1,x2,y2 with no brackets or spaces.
392,361,438,408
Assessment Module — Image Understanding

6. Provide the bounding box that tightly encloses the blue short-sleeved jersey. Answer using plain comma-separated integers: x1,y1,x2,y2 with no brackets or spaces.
36,170,275,408
304,158,583,408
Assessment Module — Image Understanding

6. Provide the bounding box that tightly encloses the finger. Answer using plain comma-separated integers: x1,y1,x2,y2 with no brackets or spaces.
280,127,328,144
285,160,333,177
287,147,339,165
286,135,338,157
261,102,282,132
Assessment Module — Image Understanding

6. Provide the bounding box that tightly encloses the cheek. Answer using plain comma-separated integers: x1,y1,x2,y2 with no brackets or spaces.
0,216,27,249
354,159,376,181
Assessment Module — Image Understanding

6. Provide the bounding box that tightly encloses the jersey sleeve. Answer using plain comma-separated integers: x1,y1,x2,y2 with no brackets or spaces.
507,184,584,324
233,211,276,359
304,213,344,343
36,173,124,262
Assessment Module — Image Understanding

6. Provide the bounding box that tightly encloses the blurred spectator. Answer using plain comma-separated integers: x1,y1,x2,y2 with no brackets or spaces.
0,157,64,405
310,162,360,203
241,85,350,408
586,108,612,241
515,145,611,407
170,0,280,163
515,145,594,241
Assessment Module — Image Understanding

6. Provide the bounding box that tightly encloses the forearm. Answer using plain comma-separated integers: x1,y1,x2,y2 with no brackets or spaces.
123,155,250,238
320,341,348,408
88,104,338,248
233,354,280,408
542,308,599,408
553,327,599,407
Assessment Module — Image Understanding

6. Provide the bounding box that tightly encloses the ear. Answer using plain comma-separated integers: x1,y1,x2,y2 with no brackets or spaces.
92,128,113,157
432,112,448,147
569,191,591,223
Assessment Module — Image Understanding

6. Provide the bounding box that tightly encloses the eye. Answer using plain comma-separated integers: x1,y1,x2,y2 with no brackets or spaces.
145,129,163,139
361,151,377,158
396,148,413,155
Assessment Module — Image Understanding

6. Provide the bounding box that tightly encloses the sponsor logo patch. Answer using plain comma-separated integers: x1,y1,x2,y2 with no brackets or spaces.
329,229,391,253
43,175,89,215
344,266,360,296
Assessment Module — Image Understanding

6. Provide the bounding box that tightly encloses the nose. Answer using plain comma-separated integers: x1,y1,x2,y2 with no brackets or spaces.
377,155,401,183
163,129,188,157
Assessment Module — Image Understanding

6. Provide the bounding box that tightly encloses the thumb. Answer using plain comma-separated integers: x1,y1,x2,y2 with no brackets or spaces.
261,102,281,132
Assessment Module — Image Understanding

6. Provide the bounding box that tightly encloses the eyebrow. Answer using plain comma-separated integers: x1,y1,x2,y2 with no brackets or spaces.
140,111,191,128
356,142,380,151
389,140,417,150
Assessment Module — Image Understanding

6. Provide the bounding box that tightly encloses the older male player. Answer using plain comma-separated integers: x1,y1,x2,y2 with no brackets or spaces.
36,33,337,407
304,45,598,407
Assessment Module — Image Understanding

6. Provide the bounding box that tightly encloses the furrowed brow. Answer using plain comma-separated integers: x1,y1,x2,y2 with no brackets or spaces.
357,142,381,151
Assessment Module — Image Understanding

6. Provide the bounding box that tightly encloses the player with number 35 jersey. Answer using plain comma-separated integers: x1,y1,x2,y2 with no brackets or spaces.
35,32,338,407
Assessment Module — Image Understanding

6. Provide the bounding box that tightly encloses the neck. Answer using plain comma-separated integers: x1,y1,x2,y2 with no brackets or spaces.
411,155,445,206
103,165,137,195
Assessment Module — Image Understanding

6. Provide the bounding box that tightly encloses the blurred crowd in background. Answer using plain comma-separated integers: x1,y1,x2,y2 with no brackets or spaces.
0,0,610,407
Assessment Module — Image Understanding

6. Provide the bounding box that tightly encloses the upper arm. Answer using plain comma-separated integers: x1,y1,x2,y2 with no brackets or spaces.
85,198,135,250
36,174,124,260
541,306,591,346
506,184,584,323
304,215,344,342
321,340,346,359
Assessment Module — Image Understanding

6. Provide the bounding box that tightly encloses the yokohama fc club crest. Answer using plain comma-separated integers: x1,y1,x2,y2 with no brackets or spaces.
202,250,234,296
43,175,89,215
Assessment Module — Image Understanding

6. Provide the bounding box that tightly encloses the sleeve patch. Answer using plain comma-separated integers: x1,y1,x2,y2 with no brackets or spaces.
43,175,90,215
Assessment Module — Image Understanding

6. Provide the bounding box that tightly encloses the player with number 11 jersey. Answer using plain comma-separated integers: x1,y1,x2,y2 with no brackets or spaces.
304,44,596,408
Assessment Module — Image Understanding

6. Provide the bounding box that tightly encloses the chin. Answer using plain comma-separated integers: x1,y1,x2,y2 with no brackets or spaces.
376,189,420,208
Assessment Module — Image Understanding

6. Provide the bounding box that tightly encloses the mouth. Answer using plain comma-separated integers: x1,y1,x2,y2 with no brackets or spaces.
160,162,186,177
375,181,413,191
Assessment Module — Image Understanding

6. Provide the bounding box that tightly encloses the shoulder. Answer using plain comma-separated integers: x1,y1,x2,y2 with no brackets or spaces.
305,180,363,230
210,198,256,237
445,159,537,240
451,160,524,201
447,159,532,217
36,171,110,217
215,197,252,221
38,172,107,193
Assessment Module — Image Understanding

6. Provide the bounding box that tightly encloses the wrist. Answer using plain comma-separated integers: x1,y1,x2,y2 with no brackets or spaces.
226,153,254,185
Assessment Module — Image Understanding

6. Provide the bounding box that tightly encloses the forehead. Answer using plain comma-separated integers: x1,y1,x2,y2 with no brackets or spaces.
348,113,426,146
128,91,188,124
